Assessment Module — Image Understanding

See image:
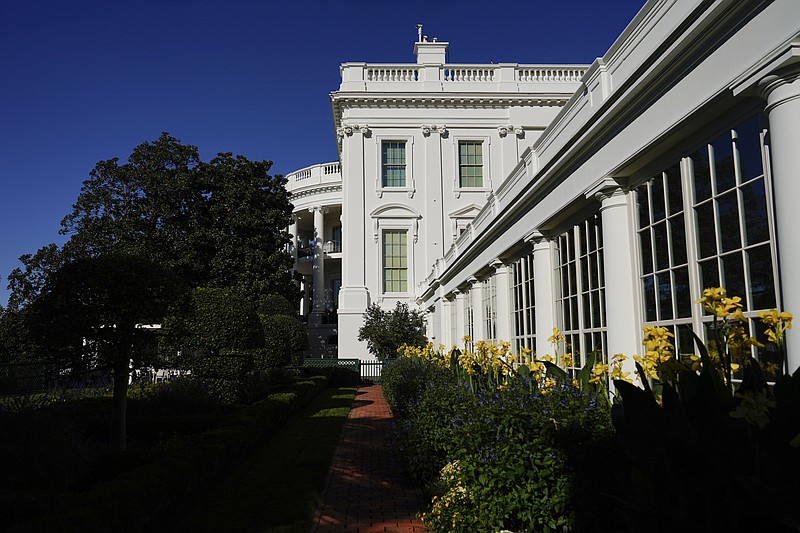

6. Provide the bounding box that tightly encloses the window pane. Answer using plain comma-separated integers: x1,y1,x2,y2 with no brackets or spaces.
637,185,650,228
666,163,683,216
383,229,407,292
735,116,763,182
591,291,602,328
742,178,770,245
643,275,656,322
721,253,746,308
700,258,720,293
748,244,776,309
712,133,735,192
654,221,669,271
718,190,741,253
691,149,712,203
640,230,653,274
652,174,666,222
382,142,406,187
674,266,691,318
459,141,483,187
695,201,717,259
670,215,687,266
583,292,591,326
657,271,673,320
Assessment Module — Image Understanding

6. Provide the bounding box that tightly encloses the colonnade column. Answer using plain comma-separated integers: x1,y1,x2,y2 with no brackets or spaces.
309,206,327,325
759,66,800,373
490,259,513,345
596,186,640,378
455,289,467,348
530,232,557,359
469,277,485,342
289,214,299,266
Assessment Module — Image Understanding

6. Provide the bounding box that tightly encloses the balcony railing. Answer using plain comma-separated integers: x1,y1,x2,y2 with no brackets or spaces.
285,161,342,192
340,63,587,92
323,240,342,254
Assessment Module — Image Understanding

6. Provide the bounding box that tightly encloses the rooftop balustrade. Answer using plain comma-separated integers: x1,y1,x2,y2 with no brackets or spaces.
339,63,587,93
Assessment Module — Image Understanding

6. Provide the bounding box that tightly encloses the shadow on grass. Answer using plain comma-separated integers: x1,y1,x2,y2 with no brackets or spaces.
168,387,357,533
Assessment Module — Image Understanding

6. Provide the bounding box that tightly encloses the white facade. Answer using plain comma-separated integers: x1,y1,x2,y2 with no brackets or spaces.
288,0,800,374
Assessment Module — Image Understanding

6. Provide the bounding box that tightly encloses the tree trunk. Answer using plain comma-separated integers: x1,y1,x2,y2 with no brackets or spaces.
109,349,130,453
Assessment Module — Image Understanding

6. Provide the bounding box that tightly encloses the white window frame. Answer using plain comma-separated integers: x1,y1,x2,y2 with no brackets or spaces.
634,114,781,370
375,135,415,198
376,220,416,297
452,135,492,198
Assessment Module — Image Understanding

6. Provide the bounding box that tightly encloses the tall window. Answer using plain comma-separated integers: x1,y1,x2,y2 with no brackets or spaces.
556,214,607,369
512,252,536,355
459,141,483,187
382,229,407,293
635,115,778,372
382,141,406,187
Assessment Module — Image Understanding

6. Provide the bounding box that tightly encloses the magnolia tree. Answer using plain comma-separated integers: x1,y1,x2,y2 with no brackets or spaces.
358,302,427,360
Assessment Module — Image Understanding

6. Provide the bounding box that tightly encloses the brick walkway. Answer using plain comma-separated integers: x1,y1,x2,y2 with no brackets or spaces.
311,384,427,533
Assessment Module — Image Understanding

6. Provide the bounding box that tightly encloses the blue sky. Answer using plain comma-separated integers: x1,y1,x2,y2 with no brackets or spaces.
0,0,644,306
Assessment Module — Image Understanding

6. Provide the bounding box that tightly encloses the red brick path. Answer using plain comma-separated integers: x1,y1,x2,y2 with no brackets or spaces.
311,384,427,532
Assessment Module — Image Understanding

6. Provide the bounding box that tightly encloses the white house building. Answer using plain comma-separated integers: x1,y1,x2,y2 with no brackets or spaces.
287,0,800,377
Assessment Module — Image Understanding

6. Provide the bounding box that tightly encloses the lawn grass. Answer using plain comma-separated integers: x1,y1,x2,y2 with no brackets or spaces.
172,386,357,533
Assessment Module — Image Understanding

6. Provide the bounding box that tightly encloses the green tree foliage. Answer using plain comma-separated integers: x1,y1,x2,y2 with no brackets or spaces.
202,154,295,302
26,253,188,453
5,133,298,310
163,287,264,356
257,293,297,317
259,313,309,368
357,302,427,360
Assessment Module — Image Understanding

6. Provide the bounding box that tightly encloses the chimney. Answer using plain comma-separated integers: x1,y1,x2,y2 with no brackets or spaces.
413,26,448,65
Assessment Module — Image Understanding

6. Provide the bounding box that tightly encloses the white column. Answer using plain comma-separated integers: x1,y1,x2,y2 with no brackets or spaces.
531,233,556,360
309,206,326,325
289,214,299,264
338,126,372,359
423,126,445,268
759,66,800,373
597,188,640,377
490,259,513,345
455,290,467,347
469,277,485,342
442,296,454,347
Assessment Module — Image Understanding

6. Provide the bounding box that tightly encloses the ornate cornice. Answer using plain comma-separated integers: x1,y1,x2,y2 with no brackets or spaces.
497,125,525,138
289,184,342,200
421,124,448,137
336,124,371,138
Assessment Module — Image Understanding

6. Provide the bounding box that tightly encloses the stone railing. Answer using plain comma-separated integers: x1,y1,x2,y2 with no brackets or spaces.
339,63,588,92
285,161,342,192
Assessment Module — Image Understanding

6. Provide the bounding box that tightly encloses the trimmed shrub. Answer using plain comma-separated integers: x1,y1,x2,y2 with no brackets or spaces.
257,294,297,317
260,314,308,368
163,287,264,356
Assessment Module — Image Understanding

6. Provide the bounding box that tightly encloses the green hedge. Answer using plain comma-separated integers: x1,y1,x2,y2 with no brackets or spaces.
5,376,328,532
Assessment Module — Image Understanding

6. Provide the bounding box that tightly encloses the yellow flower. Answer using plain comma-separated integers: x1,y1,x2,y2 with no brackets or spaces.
589,362,609,384
547,327,566,344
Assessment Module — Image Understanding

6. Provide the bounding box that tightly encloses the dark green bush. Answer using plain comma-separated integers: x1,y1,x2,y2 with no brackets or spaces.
260,314,308,367
163,287,264,356
257,293,297,316
385,356,618,532
0,403,94,491
357,302,427,360
5,376,328,532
